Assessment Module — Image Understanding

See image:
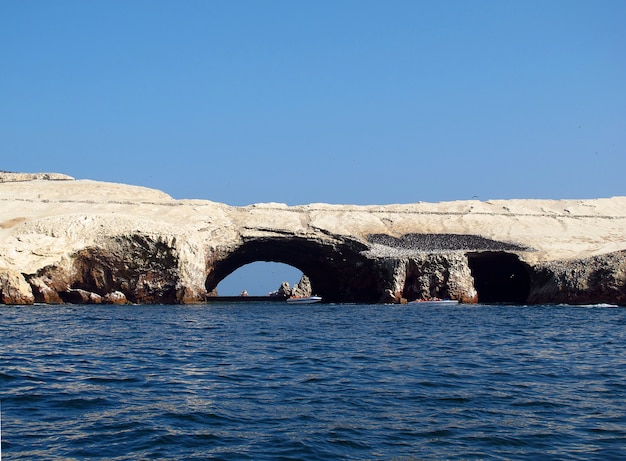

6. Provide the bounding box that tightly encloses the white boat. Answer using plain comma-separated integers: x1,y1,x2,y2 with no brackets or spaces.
286,296,322,304
408,299,458,305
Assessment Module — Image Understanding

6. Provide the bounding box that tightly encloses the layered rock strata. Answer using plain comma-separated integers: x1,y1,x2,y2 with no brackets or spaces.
1,173,625,305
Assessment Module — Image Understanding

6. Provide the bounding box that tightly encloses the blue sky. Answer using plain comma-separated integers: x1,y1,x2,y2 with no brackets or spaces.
2,1,624,294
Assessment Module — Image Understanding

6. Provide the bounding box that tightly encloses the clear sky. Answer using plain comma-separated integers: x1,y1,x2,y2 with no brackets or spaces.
2,1,624,295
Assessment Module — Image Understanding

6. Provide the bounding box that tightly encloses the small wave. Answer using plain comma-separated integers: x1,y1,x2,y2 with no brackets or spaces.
466,434,534,448
0,371,19,382
416,428,456,438
3,393,47,405
562,303,620,308
85,375,142,384
50,396,110,410
162,410,241,427
436,396,472,404
511,399,562,409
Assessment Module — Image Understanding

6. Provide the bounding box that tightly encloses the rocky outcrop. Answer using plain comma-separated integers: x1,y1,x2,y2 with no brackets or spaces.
291,275,313,298
269,282,292,299
401,253,479,304
23,234,181,304
1,174,625,305
0,171,74,182
528,251,626,305
268,275,314,299
0,269,35,305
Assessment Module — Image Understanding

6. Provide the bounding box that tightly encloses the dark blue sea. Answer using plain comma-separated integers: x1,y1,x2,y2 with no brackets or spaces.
1,303,625,460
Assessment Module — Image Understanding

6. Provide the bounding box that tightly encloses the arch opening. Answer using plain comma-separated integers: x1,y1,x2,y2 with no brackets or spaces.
467,252,530,304
206,237,382,303
216,261,303,296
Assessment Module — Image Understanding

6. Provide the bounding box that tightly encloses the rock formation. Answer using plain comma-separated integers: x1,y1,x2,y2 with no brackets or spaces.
269,281,292,299
1,172,625,306
291,275,313,298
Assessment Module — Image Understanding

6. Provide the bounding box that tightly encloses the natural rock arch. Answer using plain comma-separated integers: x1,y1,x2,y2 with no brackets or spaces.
205,236,385,303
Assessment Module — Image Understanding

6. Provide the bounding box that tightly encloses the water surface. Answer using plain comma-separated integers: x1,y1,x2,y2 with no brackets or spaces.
1,303,625,460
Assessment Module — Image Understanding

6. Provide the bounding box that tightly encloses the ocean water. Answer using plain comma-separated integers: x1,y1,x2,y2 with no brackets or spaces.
1,302,625,460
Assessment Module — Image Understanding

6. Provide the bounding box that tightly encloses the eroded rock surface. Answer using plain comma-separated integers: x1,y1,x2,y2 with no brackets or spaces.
529,251,626,305
0,171,74,182
1,174,625,305
0,269,35,305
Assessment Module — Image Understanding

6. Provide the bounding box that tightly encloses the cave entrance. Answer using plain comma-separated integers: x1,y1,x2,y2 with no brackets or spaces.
205,236,383,303
467,252,530,304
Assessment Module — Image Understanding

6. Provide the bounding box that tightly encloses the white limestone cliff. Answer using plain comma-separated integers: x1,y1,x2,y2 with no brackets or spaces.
1,173,625,305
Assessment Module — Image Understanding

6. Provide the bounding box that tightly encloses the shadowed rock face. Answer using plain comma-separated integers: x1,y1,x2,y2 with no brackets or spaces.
528,251,626,305
1,175,625,306
26,235,182,304
70,236,181,304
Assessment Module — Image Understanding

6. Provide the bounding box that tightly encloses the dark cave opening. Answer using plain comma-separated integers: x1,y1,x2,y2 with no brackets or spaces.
467,252,531,304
